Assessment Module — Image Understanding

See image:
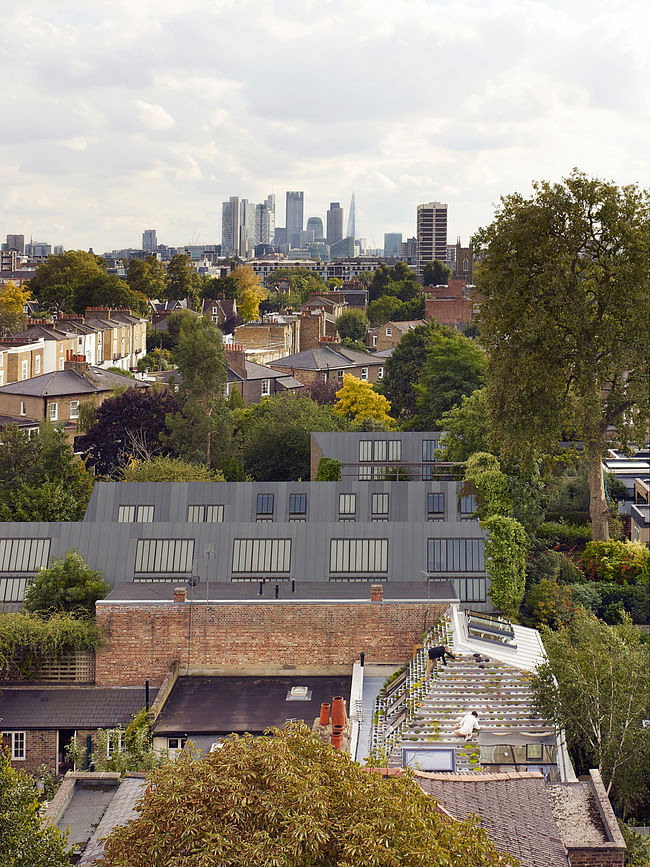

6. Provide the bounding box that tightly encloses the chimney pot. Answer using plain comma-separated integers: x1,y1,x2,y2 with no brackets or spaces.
370,584,383,602
173,586,187,603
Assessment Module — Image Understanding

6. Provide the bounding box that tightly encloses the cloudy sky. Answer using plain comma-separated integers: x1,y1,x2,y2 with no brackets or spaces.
1,0,648,253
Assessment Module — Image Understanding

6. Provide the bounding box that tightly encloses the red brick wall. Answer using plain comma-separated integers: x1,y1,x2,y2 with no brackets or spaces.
567,848,625,867
6,730,57,774
95,602,448,686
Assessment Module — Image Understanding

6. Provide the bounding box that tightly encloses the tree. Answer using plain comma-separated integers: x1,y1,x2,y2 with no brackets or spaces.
235,394,345,480
367,294,404,327
68,709,166,775
315,457,342,481
231,265,268,321
422,259,451,286
413,325,486,428
0,747,70,867
99,723,510,867
335,309,369,343
0,281,30,336
334,374,395,428
483,515,528,616
532,609,650,817
164,317,230,468
378,323,433,422
463,452,513,520
27,249,108,312
126,256,168,299
0,422,94,521
166,254,201,306
475,171,650,541
120,455,224,482
23,551,109,618
73,271,137,314
76,387,179,477
436,389,494,461
201,274,238,301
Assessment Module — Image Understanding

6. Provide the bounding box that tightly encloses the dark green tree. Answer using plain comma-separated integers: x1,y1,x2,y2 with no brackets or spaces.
166,254,201,307
367,294,404,327
422,259,451,286
378,323,432,422
335,309,369,342
23,551,109,618
27,250,108,312
73,272,135,313
201,274,238,301
475,170,650,541
126,256,168,299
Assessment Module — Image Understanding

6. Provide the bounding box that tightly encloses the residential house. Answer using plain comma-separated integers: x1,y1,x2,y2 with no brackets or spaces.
0,338,46,386
270,342,385,388
224,344,303,404
366,320,427,352
425,278,481,328
233,314,300,364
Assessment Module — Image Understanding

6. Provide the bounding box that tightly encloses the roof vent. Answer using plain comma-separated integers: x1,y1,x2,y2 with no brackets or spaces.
286,686,312,701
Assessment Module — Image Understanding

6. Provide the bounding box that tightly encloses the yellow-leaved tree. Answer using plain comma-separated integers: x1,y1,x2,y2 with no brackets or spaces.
232,265,268,321
334,373,395,428
0,281,30,336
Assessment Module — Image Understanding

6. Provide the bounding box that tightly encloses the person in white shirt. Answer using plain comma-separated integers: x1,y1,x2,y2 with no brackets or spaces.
454,711,480,741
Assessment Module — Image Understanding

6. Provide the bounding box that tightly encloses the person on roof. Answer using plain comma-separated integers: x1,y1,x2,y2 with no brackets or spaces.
425,645,455,679
454,711,480,741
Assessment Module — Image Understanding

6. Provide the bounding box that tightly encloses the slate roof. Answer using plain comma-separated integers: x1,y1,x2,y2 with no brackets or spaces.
271,345,382,371
79,777,147,865
243,359,286,381
0,368,148,397
417,772,569,867
0,686,157,728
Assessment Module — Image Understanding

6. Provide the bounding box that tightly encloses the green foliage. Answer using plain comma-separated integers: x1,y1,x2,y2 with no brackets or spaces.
619,820,650,865
378,323,432,421
166,254,201,306
23,551,109,618
235,394,345,481
126,256,168,299
27,249,108,312
436,389,494,461
80,709,167,775
137,347,173,372
523,579,577,629
334,374,395,428
0,748,70,866
0,422,94,522
367,294,405,326
582,540,649,584
120,456,225,482
464,452,512,520
483,515,528,616
422,259,451,286
98,723,511,867
539,521,594,546
335,309,369,342
315,457,342,481
475,171,650,541
532,609,650,818
0,612,99,680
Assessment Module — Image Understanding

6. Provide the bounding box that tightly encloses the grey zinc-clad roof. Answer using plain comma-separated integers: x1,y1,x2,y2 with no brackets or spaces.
0,686,156,729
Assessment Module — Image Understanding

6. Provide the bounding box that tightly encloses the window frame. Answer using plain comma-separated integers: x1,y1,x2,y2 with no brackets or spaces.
427,492,445,519
2,730,26,761
371,492,389,521
329,538,389,574
338,493,356,520
360,367,369,381
48,402,58,421
69,399,80,419
21,360,28,381
261,378,271,397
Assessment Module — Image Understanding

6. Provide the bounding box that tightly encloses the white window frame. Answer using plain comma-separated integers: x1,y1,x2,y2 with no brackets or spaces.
21,360,28,380
261,379,271,397
20,401,26,417
69,400,80,419
48,402,58,421
106,730,123,758
59,358,64,370
372,335,377,347
385,327,392,337
360,367,368,381
35,357,41,375
377,367,384,379
167,737,186,756
2,731,26,761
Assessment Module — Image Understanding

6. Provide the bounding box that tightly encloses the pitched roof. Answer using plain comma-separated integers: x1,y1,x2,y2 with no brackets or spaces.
79,777,147,865
416,772,569,867
0,367,148,397
271,345,382,371
0,686,157,728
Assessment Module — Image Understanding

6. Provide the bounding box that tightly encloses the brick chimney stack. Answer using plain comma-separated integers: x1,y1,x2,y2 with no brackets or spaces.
224,343,246,378
370,584,383,602
173,587,187,603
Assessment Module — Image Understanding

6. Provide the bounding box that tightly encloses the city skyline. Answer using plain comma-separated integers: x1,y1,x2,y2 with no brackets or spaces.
0,0,648,252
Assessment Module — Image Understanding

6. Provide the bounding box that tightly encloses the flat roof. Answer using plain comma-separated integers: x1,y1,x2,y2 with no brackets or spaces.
154,675,352,735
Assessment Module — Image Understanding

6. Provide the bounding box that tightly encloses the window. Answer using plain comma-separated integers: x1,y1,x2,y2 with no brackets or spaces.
422,440,439,462
427,539,485,572
21,360,28,381
459,494,478,518
387,440,401,462
188,505,224,523
59,358,64,370
321,371,328,383
49,402,58,421
167,737,186,756
361,367,368,381
0,538,50,572
330,539,388,573
134,539,194,574
20,401,26,417
372,335,377,347
261,379,271,396
78,336,84,347
378,367,384,379
106,730,123,758
371,493,389,521
117,505,135,523
35,357,41,375
289,494,307,520
338,493,356,520
232,539,291,574
385,327,392,337
359,441,373,462
1,731,25,761
256,494,274,521
427,493,445,519
337,370,344,387
136,505,154,522
374,440,387,462
0,371,3,386
69,400,80,419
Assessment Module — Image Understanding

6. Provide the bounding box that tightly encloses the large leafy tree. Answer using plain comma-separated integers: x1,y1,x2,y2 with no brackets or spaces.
76,387,180,477
27,249,108,312
413,325,486,429
335,309,369,343
334,374,394,429
235,393,345,480
231,265,268,321
0,281,30,336
0,748,70,866
23,551,109,618
0,422,94,521
422,259,451,286
475,170,650,540
164,317,230,468
437,389,494,461
98,724,510,867
166,254,201,306
126,256,168,299
378,323,433,422
532,609,650,817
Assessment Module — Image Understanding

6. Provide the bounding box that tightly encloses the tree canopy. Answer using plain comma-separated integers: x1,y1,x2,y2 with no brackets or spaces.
0,281,30,336
422,259,451,286
126,256,168,299
120,455,224,482
230,265,268,321
27,249,108,311
334,374,395,428
475,170,650,540
23,551,109,618
166,254,201,307
99,724,510,867
335,309,369,343
436,389,494,462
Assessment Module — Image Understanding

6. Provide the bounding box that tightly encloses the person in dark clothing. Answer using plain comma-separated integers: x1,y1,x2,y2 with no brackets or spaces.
425,645,456,679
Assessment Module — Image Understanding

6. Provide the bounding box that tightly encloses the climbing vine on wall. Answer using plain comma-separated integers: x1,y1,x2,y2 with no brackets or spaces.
482,515,528,617
0,612,99,680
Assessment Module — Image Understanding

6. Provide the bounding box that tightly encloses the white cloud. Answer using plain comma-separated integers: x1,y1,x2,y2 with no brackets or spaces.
134,101,175,132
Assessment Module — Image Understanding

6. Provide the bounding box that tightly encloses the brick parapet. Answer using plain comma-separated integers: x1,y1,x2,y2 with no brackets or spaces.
95,601,447,686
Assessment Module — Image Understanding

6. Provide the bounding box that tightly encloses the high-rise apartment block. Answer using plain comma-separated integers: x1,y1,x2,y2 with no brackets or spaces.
256,194,275,246
326,202,343,245
222,197,241,256
416,201,448,276
6,234,25,254
286,191,304,249
306,217,324,242
142,229,157,253
384,233,402,258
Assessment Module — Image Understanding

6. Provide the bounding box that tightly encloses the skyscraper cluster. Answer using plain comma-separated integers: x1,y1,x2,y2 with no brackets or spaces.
222,194,276,257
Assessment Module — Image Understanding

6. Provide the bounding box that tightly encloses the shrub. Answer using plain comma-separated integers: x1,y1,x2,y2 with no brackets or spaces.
483,515,528,616
523,579,576,629
23,551,109,618
0,612,99,680
315,457,342,481
540,521,593,546
582,540,650,584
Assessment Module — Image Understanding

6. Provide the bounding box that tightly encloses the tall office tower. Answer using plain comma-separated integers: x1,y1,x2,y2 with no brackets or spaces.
142,229,157,253
6,234,25,254
346,193,356,240
255,203,272,246
222,196,241,256
384,233,402,258
265,193,276,218
306,217,324,242
416,201,448,277
240,199,257,255
326,202,343,245
286,191,304,248
53,245,64,255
